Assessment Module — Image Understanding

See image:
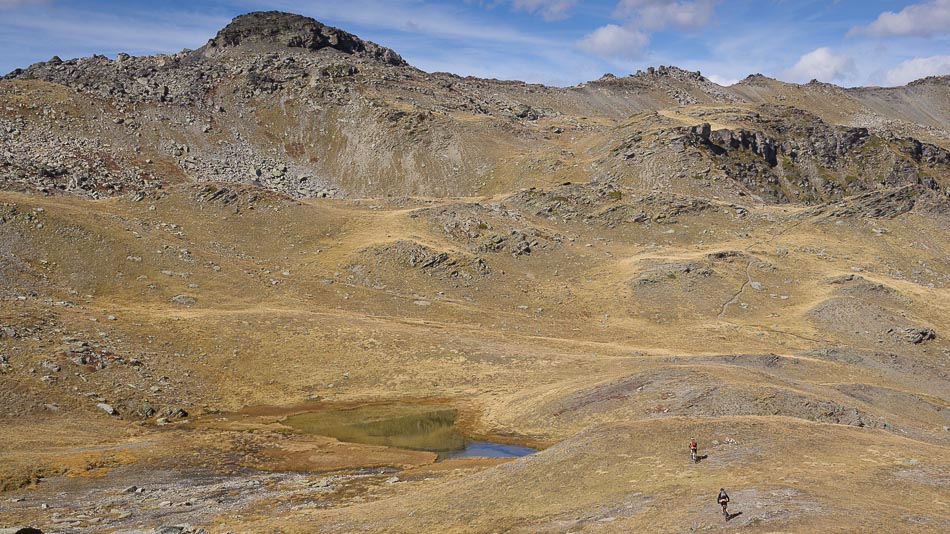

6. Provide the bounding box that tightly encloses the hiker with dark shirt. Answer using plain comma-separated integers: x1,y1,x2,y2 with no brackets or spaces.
718,488,730,518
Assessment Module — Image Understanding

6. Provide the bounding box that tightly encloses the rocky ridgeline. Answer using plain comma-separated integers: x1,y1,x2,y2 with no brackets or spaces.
1,10,949,204
590,65,744,105
611,104,950,204
5,50,222,108
3,11,557,200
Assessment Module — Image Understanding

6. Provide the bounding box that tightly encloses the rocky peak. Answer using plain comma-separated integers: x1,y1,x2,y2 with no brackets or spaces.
204,11,407,66
631,65,706,81
736,73,777,86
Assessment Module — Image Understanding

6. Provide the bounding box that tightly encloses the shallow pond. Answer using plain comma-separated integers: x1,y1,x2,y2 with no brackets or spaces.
283,403,535,459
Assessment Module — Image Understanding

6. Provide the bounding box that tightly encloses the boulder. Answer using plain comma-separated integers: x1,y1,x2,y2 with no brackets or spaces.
899,328,936,344
170,295,196,306
97,403,118,416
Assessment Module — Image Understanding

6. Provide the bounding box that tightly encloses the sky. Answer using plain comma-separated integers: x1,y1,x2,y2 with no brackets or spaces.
1,0,950,87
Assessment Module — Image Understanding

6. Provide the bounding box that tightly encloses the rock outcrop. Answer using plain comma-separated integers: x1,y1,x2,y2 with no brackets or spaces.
202,11,407,66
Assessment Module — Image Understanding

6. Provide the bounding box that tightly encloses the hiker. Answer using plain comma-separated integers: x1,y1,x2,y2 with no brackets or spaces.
689,437,698,462
718,488,730,518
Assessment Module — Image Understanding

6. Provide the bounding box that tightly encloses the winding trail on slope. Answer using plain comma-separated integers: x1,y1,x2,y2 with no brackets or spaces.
717,212,812,319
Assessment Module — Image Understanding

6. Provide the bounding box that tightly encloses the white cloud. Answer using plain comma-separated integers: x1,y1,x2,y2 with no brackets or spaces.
850,0,950,37
613,0,717,31
575,0,716,60
510,0,579,21
706,73,739,86
884,55,950,85
783,47,856,83
577,24,649,59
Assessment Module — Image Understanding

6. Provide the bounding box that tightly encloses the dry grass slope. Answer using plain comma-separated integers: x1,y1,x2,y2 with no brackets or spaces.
1,11,949,533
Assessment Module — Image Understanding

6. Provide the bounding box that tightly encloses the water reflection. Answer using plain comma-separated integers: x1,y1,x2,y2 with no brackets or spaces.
444,441,538,459
283,404,535,459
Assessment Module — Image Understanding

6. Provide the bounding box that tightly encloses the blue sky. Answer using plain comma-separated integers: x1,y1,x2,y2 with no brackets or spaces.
2,1,950,87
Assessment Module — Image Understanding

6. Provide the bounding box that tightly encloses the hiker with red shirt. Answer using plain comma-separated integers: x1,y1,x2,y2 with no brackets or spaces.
689,437,698,462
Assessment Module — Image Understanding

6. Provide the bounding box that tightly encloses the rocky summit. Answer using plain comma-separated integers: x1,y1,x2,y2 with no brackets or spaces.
1,10,949,534
205,11,407,66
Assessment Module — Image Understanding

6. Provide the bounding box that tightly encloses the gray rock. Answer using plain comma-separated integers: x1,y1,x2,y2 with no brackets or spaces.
511,104,539,120
706,250,742,260
898,328,936,344
690,122,711,142
170,295,196,306
309,477,333,489
136,402,157,419
155,526,186,534
97,403,118,416
828,274,857,284
163,407,188,419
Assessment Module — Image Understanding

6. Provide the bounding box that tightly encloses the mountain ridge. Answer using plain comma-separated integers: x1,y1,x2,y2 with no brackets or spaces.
1,11,948,206
6,11,949,91
2,10,950,534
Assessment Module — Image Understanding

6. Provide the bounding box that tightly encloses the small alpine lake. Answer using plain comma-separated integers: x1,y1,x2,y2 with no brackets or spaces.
282,403,537,460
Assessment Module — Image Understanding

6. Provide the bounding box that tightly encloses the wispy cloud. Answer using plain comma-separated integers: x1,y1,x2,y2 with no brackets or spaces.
613,0,717,31
0,0,49,9
2,6,226,56
510,0,580,21
464,0,580,21
240,0,559,49
234,0,605,85
0,4,228,74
